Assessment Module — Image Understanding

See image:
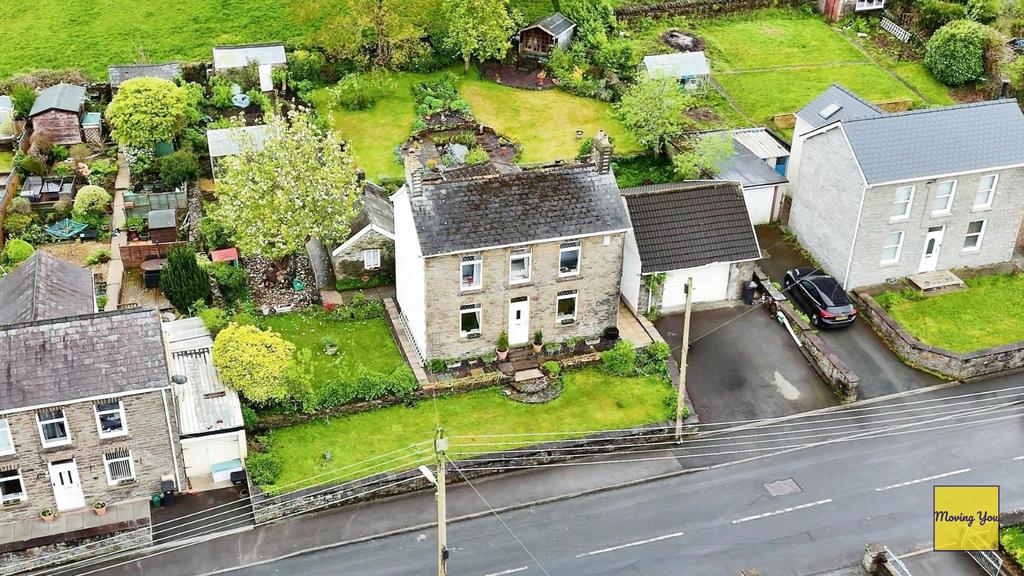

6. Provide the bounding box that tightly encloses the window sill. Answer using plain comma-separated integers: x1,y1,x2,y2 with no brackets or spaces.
961,247,981,253
888,216,909,224
40,441,73,451
460,332,482,340
508,281,533,289
879,261,900,268
971,206,993,213
1,499,28,508
930,211,952,219
557,318,577,325
459,286,483,294
557,274,582,282
99,433,130,442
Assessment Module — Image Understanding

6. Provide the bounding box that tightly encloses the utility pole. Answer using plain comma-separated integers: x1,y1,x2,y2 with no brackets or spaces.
435,427,449,576
676,277,693,441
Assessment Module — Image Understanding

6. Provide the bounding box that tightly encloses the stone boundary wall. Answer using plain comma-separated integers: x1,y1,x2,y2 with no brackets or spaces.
615,0,803,18
1,525,151,575
250,419,676,524
853,289,1024,380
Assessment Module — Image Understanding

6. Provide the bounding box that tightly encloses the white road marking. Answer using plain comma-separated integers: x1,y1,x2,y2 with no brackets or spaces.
484,567,529,576
575,531,685,558
1013,455,1024,461
874,468,971,492
773,371,801,400
731,498,833,524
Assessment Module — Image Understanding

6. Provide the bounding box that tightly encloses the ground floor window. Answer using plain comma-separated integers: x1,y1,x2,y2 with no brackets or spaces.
881,231,904,264
963,220,986,251
556,290,578,324
103,448,135,485
363,249,381,270
0,468,25,503
460,304,482,337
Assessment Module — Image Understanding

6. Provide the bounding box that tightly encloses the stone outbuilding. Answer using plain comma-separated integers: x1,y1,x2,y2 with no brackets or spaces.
331,182,395,285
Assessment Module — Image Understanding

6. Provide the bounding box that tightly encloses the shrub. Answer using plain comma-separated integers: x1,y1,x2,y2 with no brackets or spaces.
10,83,36,119
636,341,671,377
427,358,448,373
0,239,35,266
213,323,295,403
924,20,990,86
1001,527,1024,567
160,150,200,186
497,330,509,351
160,244,211,314
541,360,561,376
246,452,281,485
2,212,35,238
106,77,190,147
917,0,967,33
9,197,31,215
211,81,234,108
84,247,111,265
601,340,637,376
208,262,249,305
96,295,108,309
330,72,395,111
50,145,69,161
966,0,1000,22
198,306,229,336
543,341,561,354
241,404,258,432
287,50,327,84
199,216,234,250
299,365,419,412
14,152,45,177
71,185,112,219
51,198,73,220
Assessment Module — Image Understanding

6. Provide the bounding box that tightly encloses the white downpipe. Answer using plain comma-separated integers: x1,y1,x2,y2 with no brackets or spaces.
843,185,868,289
162,389,184,492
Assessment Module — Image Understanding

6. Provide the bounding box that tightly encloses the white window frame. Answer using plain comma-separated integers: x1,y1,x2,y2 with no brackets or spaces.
556,290,578,324
509,251,532,285
881,231,904,265
0,420,13,456
963,220,986,252
974,174,998,210
362,249,381,270
37,409,71,448
94,400,127,439
103,450,136,486
558,241,581,278
930,179,957,217
0,468,26,504
459,303,482,338
890,185,914,221
460,255,482,291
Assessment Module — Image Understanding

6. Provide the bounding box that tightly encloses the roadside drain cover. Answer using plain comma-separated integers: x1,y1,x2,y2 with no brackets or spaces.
764,478,802,497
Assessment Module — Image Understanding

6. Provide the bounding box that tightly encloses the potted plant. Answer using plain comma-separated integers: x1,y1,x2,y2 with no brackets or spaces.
532,330,543,353
321,336,339,356
93,501,108,516
543,341,561,355
496,331,509,361
40,508,57,523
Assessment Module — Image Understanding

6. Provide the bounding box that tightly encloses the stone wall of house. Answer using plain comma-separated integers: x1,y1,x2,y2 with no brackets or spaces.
422,233,625,359
0,525,152,574
331,229,395,281
853,288,1024,380
0,390,183,523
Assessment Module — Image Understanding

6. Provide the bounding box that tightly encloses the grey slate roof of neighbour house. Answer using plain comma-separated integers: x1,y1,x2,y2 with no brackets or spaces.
0,308,169,412
523,12,576,37
795,84,883,132
0,251,94,325
361,182,395,234
29,83,86,117
622,182,761,273
693,131,788,189
840,99,1024,184
410,163,630,256
163,317,243,436
107,63,182,88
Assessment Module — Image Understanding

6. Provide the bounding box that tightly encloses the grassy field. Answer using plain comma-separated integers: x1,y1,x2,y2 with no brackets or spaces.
875,274,1024,352
891,62,957,106
698,14,865,71
261,367,674,491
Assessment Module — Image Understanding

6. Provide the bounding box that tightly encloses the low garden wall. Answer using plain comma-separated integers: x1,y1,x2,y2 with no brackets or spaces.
0,525,151,574
119,241,186,268
853,289,1024,381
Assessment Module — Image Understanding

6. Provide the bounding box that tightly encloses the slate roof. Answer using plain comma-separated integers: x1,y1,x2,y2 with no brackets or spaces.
29,83,86,117
523,12,576,37
0,251,94,325
795,84,882,133
107,63,182,88
642,52,710,79
0,308,169,412
410,163,630,256
840,99,1024,184
357,182,395,235
623,182,761,273
693,131,788,189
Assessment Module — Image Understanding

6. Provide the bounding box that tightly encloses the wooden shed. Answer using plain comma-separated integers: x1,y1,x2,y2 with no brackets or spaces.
148,209,178,243
518,13,576,58
29,83,86,145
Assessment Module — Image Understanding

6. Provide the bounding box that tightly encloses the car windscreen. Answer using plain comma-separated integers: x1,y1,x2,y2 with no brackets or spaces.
809,277,850,307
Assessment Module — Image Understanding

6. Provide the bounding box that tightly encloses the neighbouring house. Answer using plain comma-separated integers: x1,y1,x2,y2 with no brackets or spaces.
789,86,1024,288
620,181,761,313
641,52,710,93
207,124,269,174
107,63,182,92
518,13,576,58
147,208,178,243
331,181,395,285
212,43,286,92
0,251,95,325
393,132,630,361
819,0,884,21
669,128,790,224
0,95,14,141
29,83,87,145
0,308,184,560
163,317,246,492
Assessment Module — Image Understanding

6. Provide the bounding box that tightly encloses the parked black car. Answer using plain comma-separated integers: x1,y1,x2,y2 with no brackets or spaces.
782,267,857,328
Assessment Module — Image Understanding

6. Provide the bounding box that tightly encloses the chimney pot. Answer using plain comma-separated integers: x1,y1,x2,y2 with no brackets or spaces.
591,130,613,175
404,155,424,197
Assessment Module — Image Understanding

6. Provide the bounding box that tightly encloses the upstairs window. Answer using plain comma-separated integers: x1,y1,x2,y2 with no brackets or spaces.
891,186,913,220
931,180,956,216
37,409,70,447
510,250,532,284
460,255,482,290
363,249,381,270
0,468,25,504
103,448,135,485
556,290,578,324
974,175,997,209
0,420,13,456
559,241,581,277
95,400,126,438
460,304,482,338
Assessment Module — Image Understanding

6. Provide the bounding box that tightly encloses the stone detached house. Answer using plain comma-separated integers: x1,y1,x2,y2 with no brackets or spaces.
29,83,87,145
789,86,1024,288
393,133,630,361
331,181,395,284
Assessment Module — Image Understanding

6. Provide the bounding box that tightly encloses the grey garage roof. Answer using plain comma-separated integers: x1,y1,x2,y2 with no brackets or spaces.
523,12,576,37
795,84,882,132
693,131,788,190
108,63,182,88
623,182,761,273
840,99,1024,184
29,83,86,117
410,163,630,257
0,308,170,412
0,251,94,325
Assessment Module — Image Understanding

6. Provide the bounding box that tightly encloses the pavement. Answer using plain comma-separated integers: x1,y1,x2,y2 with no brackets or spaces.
898,549,986,575
656,304,838,423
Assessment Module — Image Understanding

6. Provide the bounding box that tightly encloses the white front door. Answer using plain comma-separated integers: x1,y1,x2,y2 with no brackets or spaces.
49,460,85,511
918,226,945,273
508,297,530,345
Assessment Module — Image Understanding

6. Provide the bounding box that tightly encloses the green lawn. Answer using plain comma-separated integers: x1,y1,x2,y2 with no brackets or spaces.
875,274,1024,352
891,62,957,106
262,313,404,383
0,151,12,171
261,367,674,491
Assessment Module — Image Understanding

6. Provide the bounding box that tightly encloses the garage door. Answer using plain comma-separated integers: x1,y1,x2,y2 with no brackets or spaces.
743,185,776,225
660,264,731,309
183,433,243,477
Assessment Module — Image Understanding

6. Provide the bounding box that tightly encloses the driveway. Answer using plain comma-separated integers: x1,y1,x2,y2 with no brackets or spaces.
756,226,945,398
655,304,838,423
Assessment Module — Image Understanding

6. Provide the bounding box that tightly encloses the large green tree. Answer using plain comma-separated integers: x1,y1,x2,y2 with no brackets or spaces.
672,133,735,179
559,0,616,47
106,77,189,148
615,78,692,154
212,110,362,261
310,0,435,69
924,20,991,86
443,0,515,72
160,244,211,314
